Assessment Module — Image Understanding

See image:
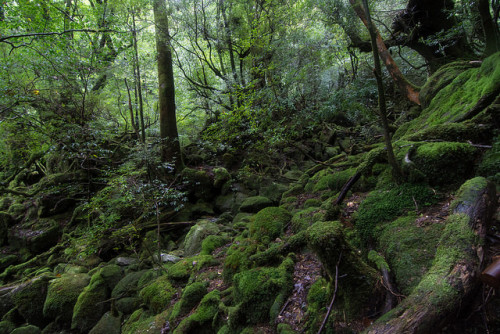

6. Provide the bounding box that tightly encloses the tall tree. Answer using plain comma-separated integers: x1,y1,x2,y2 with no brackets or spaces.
153,0,183,170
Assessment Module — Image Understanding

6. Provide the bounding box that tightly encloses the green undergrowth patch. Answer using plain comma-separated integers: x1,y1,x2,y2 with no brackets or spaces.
249,207,291,245
223,237,261,282
354,183,439,244
167,255,219,282
378,214,445,295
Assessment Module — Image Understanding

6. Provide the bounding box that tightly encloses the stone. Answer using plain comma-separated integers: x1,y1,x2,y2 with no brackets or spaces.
88,311,121,334
239,196,273,213
183,220,220,256
12,275,52,327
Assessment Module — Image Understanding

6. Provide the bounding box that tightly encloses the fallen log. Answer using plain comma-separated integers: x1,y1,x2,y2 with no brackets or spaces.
364,177,497,334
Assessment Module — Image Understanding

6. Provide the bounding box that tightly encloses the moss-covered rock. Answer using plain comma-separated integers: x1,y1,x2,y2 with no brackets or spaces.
170,282,208,320
182,168,214,200
184,220,220,256
99,264,123,291
213,167,231,190
167,255,218,282
239,196,273,213
10,325,41,334
88,311,121,334
307,221,378,319
173,290,221,334
291,207,325,233
12,275,52,327
411,142,476,185
71,272,109,333
8,220,61,254
249,207,291,245
223,238,259,282
139,275,176,314
201,235,228,255
378,214,445,295
121,308,169,334
228,257,294,329
478,136,500,185
260,182,289,204
0,320,15,334
43,273,91,324
110,270,147,300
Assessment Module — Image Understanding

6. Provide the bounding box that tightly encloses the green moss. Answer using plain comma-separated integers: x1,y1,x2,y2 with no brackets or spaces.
10,325,41,334
478,136,500,185
395,53,500,138
450,176,489,213
12,275,52,327
167,255,218,282
229,257,294,328
378,214,445,295
139,275,176,314
249,207,291,245
0,320,15,334
184,220,220,256
223,238,259,282
239,196,273,213
291,207,324,233
71,272,109,333
412,214,476,306
412,142,476,185
201,235,228,255
111,270,147,299
43,273,91,323
213,167,231,188
355,183,438,243
304,277,330,332
304,198,322,208
281,184,304,198
173,290,221,334
170,282,208,320
367,250,389,272
313,168,356,193
121,308,170,334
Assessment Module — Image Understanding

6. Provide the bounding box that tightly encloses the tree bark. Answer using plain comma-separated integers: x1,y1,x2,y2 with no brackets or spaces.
478,0,500,56
153,0,183,170
349,0,420,105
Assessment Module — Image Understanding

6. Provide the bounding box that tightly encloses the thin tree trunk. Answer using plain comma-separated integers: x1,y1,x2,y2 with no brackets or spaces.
362,0,403,182
131,9,146,143
349,0,420,105
153,0,183,170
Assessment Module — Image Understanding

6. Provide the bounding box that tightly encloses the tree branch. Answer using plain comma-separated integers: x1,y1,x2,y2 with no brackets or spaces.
0,29,126,42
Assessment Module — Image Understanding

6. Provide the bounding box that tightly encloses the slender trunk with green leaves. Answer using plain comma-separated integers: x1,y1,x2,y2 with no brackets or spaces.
362,0,403,182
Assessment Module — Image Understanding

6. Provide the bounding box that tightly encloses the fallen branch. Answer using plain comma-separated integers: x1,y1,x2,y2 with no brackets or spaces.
318,251,342,334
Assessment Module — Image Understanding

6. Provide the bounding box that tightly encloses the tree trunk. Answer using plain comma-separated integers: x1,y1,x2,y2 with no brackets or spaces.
132,8,146,143
349,0,420,105
153,0,183,170
362,0,403,181
364,177,497,334
478,0,500,56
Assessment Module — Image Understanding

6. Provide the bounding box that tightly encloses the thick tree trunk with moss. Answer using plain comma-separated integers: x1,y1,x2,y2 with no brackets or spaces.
478,0,500,56
364,177,497,334
153,0,183,170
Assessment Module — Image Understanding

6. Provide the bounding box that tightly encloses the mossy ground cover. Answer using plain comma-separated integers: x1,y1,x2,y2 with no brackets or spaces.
378,214,445,295
354,183,439,244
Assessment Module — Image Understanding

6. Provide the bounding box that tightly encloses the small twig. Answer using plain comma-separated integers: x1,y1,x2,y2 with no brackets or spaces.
317,251,342,334
412,196,419,212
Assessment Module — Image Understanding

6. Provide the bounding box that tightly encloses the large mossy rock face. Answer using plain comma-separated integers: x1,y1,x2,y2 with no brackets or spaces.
12,275,52,327
71,272,109,333
43,273,91,324
396,52,500,138
184,220,220,256
249,207,292,245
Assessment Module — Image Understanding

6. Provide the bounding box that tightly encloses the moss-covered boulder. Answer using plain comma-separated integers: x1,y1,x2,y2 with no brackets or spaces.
307,221,378,319
410,142,476,185
170,282,208,320
184,220,220,256
71,272,110,333
249,207,291,244
139,275,176,314
228,257,294,329
291,207,325,233
121,308,169,334
98,264,123,291
201,235,228,255
478,136,500,185
213,167,231,190
12,275,52,327
43,273,91,324
173,290,221,334
378,214,445,295
0,320,15,334
239,196,273,213
8,219,60,254
10,325,41,334
111,270,148,301
167,255,218,282
88,311,121,334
